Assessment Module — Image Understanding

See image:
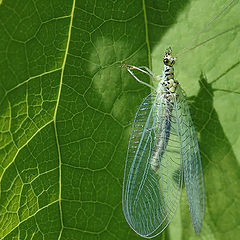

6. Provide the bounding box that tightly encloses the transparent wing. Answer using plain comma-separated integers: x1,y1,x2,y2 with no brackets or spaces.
175,87,205,235
122,91,183,238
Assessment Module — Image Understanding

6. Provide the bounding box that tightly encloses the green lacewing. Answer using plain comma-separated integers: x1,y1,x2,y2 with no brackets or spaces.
122,0,238,237
122,48,204,237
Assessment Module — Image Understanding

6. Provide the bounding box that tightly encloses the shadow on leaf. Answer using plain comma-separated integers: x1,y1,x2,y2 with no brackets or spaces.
181,66,240,238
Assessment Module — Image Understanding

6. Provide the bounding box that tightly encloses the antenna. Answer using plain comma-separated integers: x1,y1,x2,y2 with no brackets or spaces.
176,24,240,57
176,0,238,57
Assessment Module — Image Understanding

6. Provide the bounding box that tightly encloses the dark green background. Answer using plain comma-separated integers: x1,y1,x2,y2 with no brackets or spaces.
0,0,240,239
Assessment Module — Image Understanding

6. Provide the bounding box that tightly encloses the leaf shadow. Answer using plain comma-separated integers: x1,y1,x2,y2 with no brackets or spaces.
146,0,191,48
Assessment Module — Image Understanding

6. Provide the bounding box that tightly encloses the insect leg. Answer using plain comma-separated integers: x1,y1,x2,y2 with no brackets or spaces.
126,68,157,91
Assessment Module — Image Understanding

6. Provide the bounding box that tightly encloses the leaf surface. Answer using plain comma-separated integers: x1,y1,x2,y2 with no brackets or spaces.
0,0,240,239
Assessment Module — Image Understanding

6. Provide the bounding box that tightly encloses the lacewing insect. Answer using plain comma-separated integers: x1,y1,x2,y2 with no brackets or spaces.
122,0,238,238
122,48,204,238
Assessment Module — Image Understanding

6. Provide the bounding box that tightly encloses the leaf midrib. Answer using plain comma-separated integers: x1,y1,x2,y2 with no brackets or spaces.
52,0,76,239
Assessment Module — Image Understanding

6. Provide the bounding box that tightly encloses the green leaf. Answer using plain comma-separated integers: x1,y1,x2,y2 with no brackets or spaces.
0,0,239,239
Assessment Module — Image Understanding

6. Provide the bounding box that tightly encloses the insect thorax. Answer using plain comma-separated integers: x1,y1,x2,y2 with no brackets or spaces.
160,48,179,103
